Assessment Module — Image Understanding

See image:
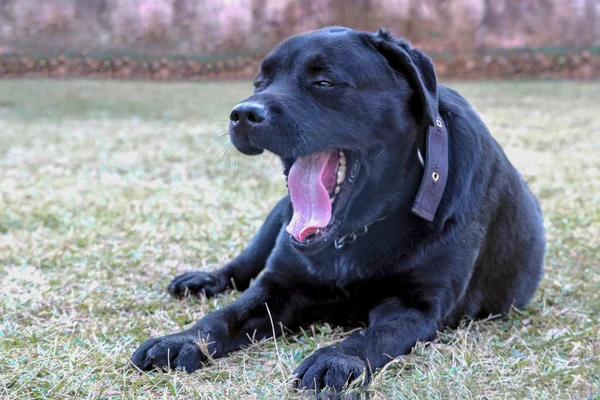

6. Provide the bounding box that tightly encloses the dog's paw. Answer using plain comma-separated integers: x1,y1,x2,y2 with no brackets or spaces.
167,271,228,298
130,332,206,373
293,346,366,393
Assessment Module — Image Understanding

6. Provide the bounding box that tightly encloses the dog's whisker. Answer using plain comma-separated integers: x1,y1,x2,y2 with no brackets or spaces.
235,153,242,175
299,122,329,153
200,131,231,158
216,143,234,168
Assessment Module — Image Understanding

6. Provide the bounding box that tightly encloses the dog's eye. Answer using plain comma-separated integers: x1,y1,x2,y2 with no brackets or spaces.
253,79,267,90
315,80,333,87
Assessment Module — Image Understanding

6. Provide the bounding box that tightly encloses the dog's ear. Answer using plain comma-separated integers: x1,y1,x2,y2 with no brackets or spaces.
368,28,438,126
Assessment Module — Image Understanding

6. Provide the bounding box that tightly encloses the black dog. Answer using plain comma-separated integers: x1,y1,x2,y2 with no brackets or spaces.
131,27,545,393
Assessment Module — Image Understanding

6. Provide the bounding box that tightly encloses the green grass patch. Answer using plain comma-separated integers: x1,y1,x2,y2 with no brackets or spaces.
0,79,598,398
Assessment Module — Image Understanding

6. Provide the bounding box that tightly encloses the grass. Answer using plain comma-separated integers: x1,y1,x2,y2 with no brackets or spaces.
0,79,598,399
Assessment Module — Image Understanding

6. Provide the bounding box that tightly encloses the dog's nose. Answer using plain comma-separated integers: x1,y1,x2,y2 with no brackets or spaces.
230,102,268,125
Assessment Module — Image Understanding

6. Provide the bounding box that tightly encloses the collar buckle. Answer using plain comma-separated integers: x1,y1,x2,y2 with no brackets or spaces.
333,216,386,250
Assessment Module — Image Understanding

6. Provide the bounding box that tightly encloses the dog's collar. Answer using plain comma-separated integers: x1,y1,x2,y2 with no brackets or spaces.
411,115,449,222
334,215,388,249
332,115,448,249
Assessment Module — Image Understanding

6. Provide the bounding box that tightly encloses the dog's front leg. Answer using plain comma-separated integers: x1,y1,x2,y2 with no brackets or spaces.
132,272,316,373
294,298,439,393
168,196,289,298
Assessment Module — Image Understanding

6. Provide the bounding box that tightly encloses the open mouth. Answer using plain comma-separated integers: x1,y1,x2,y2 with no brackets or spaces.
284,148,360,248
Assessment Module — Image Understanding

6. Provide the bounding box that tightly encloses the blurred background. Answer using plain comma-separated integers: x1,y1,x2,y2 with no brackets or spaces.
1,0,599,79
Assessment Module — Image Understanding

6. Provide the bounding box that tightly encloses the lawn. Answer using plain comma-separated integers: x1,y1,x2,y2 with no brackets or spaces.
0,79,598,399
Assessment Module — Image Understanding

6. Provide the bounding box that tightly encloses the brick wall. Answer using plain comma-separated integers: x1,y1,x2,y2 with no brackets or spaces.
1,49,598,80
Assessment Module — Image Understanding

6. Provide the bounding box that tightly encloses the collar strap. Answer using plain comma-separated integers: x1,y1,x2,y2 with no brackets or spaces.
411,115,449,222
334,215,388,249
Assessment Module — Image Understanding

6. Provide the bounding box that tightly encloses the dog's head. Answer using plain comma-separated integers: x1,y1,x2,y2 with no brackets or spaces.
229,27,439,252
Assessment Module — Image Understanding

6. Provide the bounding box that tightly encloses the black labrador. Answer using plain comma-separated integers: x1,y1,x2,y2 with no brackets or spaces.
131,27,545,393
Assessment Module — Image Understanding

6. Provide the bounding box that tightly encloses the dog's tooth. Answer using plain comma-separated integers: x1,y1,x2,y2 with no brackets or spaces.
339,156,346,166
315,228,321,235
330,196,336,203
335,186,341,194
339,150,344,157
337,165,346,184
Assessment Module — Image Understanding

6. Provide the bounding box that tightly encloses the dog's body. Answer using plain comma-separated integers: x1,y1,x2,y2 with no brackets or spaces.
132,27,545,393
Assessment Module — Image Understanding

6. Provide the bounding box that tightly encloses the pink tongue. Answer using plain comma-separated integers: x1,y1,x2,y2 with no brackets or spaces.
286,150,338,241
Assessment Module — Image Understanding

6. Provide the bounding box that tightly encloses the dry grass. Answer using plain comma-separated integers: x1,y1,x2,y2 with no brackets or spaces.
0,79,599,399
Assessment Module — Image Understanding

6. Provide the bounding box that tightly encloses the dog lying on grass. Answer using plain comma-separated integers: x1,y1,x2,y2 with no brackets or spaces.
131,27,545,394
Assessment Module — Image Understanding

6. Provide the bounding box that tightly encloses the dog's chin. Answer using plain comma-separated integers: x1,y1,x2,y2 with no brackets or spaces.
284,149,362,254
230,134,264,155
288,220,340,254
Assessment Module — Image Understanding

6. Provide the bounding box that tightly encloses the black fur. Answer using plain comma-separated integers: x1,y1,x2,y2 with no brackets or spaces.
131,27,545,394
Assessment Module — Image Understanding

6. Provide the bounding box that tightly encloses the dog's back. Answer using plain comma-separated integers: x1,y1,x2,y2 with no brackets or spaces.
437,85,545,325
